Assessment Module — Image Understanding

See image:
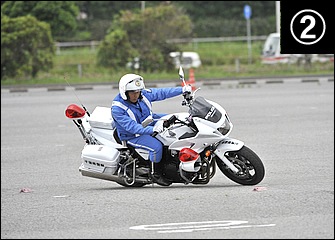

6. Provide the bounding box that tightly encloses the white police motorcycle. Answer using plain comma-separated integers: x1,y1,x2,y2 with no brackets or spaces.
65,67,265,187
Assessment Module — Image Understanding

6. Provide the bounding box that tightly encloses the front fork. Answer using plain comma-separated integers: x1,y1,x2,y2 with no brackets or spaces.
213,138,244,173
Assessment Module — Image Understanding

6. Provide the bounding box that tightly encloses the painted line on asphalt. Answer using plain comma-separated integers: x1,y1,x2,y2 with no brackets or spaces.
129,220,276,234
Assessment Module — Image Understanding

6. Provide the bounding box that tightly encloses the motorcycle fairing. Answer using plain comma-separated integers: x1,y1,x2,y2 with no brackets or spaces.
167,121,224,152
156,110,226,152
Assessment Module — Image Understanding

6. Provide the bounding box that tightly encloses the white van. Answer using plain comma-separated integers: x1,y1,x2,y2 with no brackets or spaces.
169,51,202,69
261,33,301,64
261,33,333,64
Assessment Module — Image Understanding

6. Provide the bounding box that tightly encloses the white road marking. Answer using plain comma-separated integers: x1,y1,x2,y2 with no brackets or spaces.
130,220,276,233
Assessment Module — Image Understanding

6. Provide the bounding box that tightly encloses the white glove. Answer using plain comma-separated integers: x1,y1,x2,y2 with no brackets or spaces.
182,84,192,94
153,121,164,133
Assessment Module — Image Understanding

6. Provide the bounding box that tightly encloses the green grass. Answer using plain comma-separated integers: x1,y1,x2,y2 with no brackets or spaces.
2,41,333,86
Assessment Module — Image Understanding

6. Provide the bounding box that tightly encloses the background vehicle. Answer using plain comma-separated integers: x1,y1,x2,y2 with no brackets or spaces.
127,52,202,70
261,33,334,64
169,51,202,69
261,33,301,64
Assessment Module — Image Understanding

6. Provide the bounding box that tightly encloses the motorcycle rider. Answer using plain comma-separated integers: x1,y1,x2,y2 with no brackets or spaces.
111,73,192,186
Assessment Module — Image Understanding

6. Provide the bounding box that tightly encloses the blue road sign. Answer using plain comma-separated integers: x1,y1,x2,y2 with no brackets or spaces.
244,5,251,19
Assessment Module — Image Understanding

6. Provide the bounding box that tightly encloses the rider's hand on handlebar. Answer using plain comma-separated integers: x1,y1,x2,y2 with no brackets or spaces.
153,121,164,134
182,85,193,104
182,84,192,94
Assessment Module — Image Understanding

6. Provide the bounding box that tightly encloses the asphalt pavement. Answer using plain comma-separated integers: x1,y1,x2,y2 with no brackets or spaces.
1,79,333,239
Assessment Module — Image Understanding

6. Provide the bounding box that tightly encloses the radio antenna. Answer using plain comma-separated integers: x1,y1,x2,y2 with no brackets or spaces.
64,75,90,116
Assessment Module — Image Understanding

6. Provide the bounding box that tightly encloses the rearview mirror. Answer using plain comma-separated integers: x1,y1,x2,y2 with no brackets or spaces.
178,66,184,80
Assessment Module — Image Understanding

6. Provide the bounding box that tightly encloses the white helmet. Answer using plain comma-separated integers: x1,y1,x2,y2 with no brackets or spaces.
119,73,145,100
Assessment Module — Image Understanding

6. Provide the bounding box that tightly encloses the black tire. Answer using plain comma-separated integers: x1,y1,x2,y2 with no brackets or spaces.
215,145,265,185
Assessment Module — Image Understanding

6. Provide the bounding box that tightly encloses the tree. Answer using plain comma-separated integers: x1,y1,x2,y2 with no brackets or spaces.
174,1,276,37
74,1,167,40
1,1,79,41
1,14,55,80
72,1,277,41
97,28,139,69
97,3,193,72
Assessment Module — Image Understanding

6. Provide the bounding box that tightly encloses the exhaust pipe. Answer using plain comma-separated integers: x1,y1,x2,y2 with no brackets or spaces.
79,168,124,183
79,167,151,185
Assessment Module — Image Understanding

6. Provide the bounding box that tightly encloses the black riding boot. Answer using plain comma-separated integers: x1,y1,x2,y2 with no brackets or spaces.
152,162,171,186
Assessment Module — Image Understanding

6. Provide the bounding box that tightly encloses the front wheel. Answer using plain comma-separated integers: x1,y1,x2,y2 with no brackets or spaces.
215,146,265,185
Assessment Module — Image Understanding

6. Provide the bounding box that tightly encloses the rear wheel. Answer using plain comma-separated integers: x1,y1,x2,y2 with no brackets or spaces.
215,146,265,185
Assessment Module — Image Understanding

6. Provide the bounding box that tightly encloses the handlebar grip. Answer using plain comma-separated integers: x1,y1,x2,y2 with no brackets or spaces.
151,131,158,137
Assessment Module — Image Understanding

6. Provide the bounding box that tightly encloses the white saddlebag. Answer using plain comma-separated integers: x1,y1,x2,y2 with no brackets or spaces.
81,145,120,174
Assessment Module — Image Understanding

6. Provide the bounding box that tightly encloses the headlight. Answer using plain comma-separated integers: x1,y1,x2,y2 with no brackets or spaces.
217,125,230,135
217,114,231,135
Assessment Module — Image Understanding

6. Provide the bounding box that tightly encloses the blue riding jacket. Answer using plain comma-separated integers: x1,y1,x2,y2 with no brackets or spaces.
111,87,183,141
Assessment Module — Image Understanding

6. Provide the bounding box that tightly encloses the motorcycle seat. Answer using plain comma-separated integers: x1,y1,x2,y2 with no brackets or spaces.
113,129,122,144
113,129,128,148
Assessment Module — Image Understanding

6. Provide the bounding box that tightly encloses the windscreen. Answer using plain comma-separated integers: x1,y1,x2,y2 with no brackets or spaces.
189,97,221,123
